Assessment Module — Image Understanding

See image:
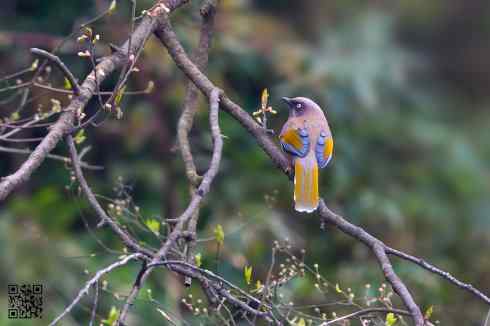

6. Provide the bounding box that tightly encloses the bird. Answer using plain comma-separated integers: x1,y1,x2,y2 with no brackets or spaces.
279,97,333,213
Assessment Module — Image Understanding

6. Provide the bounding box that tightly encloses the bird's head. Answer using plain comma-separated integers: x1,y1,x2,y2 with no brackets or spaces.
281,97,323,117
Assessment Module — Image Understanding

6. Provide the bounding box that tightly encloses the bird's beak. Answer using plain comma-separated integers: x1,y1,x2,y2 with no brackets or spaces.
281,97,293,108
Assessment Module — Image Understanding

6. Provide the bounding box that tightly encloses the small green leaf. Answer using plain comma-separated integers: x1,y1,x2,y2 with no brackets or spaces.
64,77,72,90
244,265,253,285
108,0,117,14
115,85,126,107
385,312,397,326
74,129,86,144
102,306,119,325
296,318,306,326
145,218,160,235
335,283,343,293
424,305,433,320
10,112,20,121
30,59,39,71
261,88,269,109
214,224,224,246
194,253,202,267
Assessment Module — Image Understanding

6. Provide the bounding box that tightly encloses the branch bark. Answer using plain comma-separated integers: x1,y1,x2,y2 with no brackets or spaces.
152,12,489,326
0,0,189,202
117,88,224,325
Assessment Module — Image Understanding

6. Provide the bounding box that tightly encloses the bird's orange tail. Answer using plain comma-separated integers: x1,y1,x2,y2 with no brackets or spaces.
294,155,319,213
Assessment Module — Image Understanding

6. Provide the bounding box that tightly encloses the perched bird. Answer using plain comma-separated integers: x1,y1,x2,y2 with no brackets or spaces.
279,97,333,213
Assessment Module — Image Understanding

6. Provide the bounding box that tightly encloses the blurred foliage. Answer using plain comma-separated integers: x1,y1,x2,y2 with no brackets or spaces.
1,0,490,325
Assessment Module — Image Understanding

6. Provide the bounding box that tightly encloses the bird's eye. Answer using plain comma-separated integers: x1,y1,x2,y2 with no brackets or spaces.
296,103,302,109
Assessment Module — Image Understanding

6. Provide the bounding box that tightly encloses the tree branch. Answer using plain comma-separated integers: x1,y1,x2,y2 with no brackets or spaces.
116,88,224,325
153,12,490,325
319,307,411,326
0,145,102,170
66,134,154,257
0,0,189,202
30,48,81,95
49,253,143,326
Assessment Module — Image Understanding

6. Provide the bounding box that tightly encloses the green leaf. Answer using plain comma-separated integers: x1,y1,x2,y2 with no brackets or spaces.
108,0,117,14
30,59,39,71
424,305,433,320
145,218,160,236
244,265,253,285
63,77,72,90
194,253,202,267
115,85,126,107
296,318,306,326
335,283,343,293
102,306,119,325
261,88,269,109
74,129,86,144
214,224,224,246
385,312,397,326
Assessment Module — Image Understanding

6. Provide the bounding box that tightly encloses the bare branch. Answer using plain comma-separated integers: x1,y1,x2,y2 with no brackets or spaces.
319,307,411,325
0,0,189,202
49,253,143,326
0,145,103,170
116,88,224,325
152,14,490,326
386,247,490,305
30,48,81,95
66,134,154,257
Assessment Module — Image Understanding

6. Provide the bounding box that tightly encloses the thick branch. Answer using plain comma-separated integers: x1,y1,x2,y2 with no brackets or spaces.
153,13,489,325
0,0,189,202
117,88,223,325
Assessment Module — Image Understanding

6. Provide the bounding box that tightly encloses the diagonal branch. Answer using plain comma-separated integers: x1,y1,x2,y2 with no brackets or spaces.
67,134,154,257
153,13,489,325
176,0,217,286
117,88,224,325
30,48,81,95
49,253,143,326
0,0,190,202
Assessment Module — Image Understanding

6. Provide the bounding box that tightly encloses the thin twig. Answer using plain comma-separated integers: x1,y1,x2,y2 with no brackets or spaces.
30,48,81,95
116,88,224,325
154,16,430,325
66,134,154,256
0,145,103,170
88,281,99,326
48,253,142,326
0,0,190,202
320,308,411,325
